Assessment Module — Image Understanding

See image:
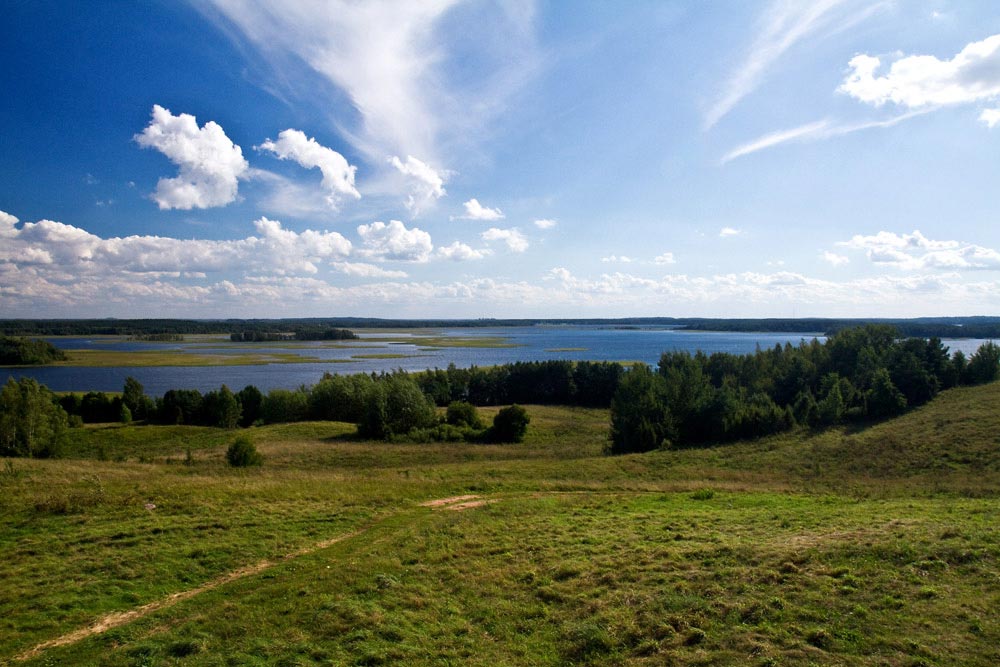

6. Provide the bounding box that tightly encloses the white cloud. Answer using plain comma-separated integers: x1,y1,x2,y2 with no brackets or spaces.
0,211,350,278
980,108,1000,128
3,209,1000,318
258,129,360,207
719,227,742,237
356,220,433,262
202,1,538,168
332,261,408,278
840,34,1000,110
822,251,850,266
839,230,1000,270
455,198,504,221
436,241,491,261
720,109,929,163
706,0,886,128
654,252,676,265
534,218,557,229
601,255,633,263
388,155,447,215
482,227,528,252
134,105,249,210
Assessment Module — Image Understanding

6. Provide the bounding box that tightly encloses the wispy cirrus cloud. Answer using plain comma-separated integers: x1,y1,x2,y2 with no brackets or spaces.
200,0,540,169
720,109,930,163
705,0,887,129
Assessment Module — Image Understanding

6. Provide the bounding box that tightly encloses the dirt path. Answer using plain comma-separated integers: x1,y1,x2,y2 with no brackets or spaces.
13,494,503,663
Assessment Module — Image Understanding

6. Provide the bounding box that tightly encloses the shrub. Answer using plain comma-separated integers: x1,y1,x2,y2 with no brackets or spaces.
445,401,482,428
226,436,262,467
489,404,530,443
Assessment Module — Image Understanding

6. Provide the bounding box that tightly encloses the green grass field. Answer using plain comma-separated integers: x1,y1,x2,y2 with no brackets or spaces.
1,385,998,665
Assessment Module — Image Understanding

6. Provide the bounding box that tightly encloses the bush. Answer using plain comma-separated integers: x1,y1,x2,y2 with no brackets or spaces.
489,404,530,443
445,401,482,428
226,436,262,467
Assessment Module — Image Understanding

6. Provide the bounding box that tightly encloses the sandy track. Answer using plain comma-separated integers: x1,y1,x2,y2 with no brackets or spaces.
14,493,503,662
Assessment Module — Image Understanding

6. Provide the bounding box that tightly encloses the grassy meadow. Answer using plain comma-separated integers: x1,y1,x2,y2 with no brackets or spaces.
1,386,999,665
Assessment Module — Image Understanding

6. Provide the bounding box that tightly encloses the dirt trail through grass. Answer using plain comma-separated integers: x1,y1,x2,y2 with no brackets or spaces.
14,493,496,663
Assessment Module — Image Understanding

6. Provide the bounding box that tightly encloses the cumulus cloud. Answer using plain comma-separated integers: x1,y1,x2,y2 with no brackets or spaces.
719,227,742,237
134,105,249,210
331,261,408,278
388,155,447,215
482,227,528,253
436,241,491,261
840,34,1000,110
839,230,1000,270
455,198,504,221
980,108,1000,128
356,220,433,262
0,210,350,277
822,251,850,266
3,209,1000,318
601,255,633,264
534,218,557,229
654,252,676,265
258,129,360,207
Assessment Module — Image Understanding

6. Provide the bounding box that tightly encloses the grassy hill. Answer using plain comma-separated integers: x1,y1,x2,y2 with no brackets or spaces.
1,384,998,665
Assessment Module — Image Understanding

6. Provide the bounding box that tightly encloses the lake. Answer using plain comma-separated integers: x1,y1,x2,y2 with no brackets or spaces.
2,326,992,395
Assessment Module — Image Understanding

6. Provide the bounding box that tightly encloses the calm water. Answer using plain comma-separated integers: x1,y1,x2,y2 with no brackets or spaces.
3,326,992,395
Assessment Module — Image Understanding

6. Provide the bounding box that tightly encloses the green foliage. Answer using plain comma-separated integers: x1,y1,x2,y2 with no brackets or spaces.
489,404,530,443
867,368,907,418
236,385,263,427
261,388,309,424
308,372,376,423
445,401,482,429
965,341,1000,385
118,403,132,424
0,376,67,457
202,385,241,429
121,377,146,420
225,436,262,467
609,365,671,454
0,335,67,365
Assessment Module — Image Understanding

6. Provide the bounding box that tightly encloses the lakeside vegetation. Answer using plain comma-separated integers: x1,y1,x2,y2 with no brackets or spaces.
2,325,999,664
1,383,998,665
0,336,67,365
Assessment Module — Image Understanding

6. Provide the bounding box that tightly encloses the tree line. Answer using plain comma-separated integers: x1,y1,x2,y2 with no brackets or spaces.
0,336,67,365
230,327,358,342
3,328,998,460
609,325,1000,454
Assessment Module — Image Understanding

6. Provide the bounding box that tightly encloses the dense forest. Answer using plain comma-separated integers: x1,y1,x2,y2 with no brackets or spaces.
4,317,1000,338
2,326,999,460
230,327,358,342
0,336,67,365
610,325,1000,454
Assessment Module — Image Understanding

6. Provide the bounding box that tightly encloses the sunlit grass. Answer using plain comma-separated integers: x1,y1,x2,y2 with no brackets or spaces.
3,383,1000,665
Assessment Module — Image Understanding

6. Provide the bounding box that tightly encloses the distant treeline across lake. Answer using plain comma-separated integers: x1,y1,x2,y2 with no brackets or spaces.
1,324,995,395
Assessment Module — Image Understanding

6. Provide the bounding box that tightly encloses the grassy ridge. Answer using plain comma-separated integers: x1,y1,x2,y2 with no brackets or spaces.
2,385,999,665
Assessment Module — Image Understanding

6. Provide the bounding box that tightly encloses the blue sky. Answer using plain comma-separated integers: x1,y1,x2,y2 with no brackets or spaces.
3,0,1000,318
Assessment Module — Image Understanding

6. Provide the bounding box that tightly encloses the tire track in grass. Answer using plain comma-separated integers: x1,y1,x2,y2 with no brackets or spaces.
12,494,510,663
13,529,367,663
